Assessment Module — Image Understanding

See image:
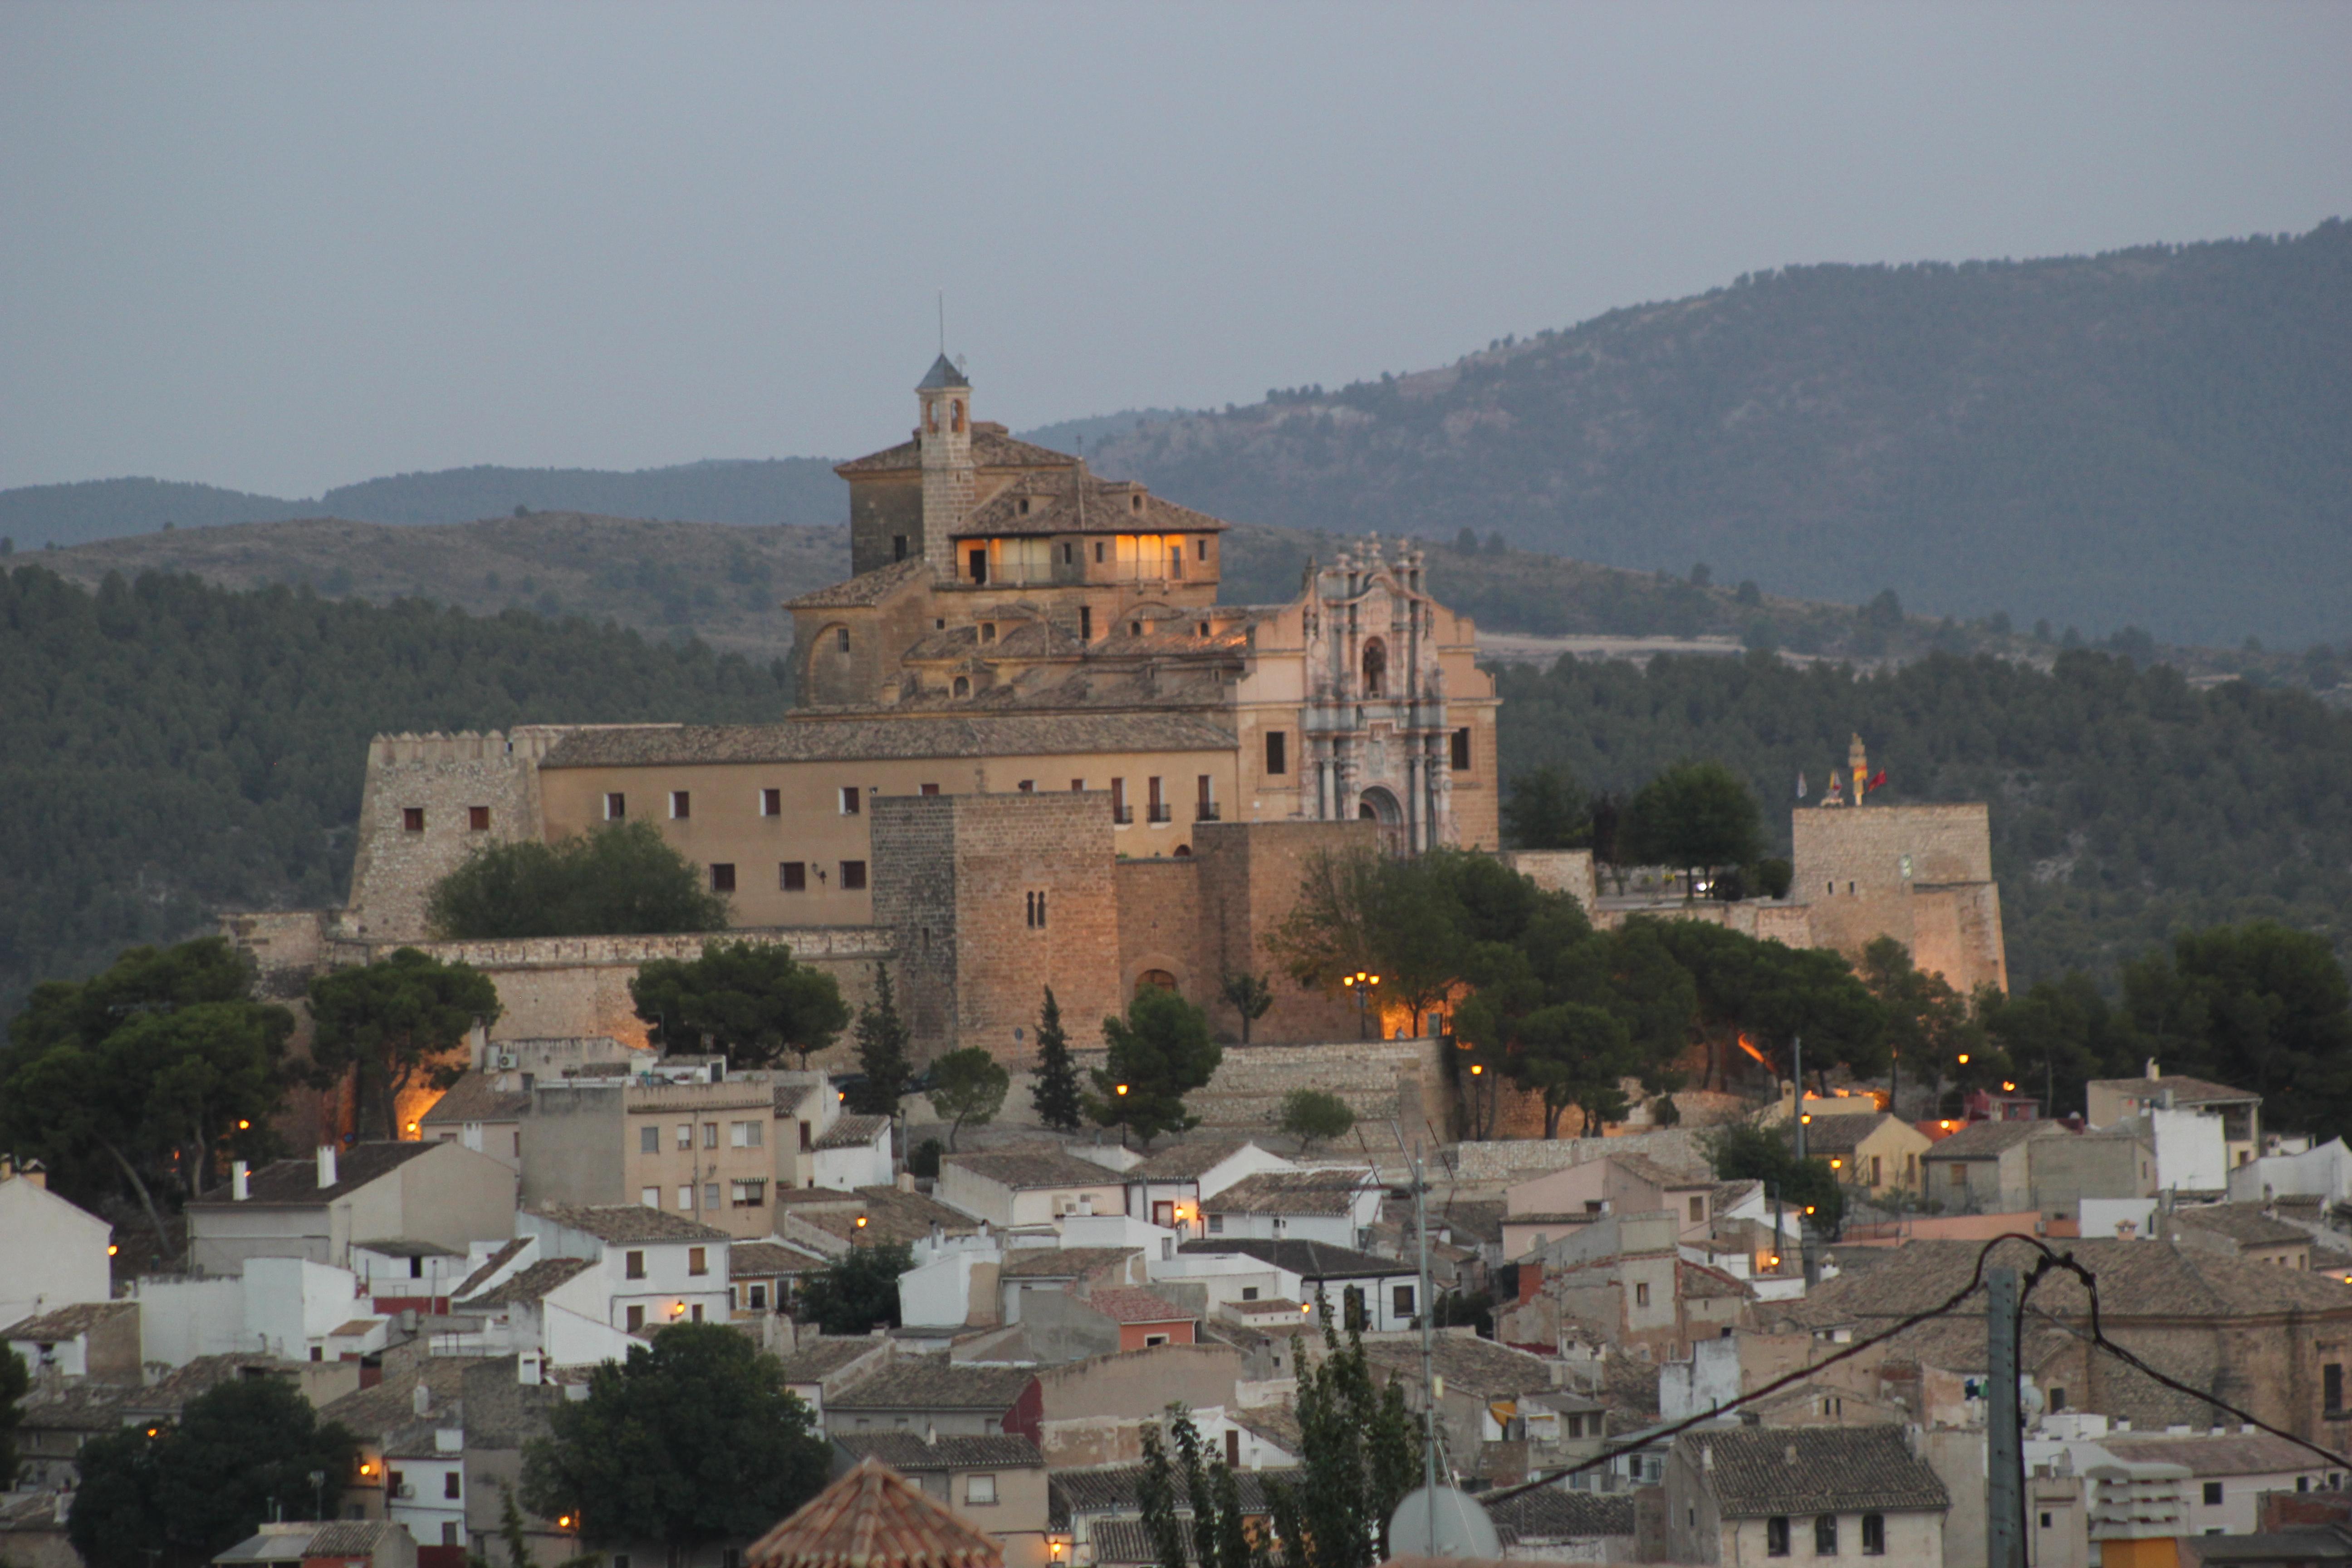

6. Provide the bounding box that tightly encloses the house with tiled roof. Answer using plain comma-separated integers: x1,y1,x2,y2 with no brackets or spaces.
1178,1238,1423,1333
499,1206,732,1360
418,1072,531,1173
828,1433,1049,1560
1121,1140,1294,1232
779,1185,985,1256
995,1246,1144,1324
748,1456,1002,1568
1008,1342,1249,1468
1797,1111,1933,1196
1662,1425,1951,1565
213,1519,419,1568
1200,1168,1380,1249
774,1336,892,1426
731,1238,833,1318
1478,1481,1637,1557
1047,1461,1297,1560
2089,1061,2263,1171
811,1113,893,1191
1020,1286,1195,1357
3,1299,140,1384
186,1141,517,1274
823,1359,1037,1441
939,1150,1127,1230
2166,1201,2314,1268
1503,1152,1724,1245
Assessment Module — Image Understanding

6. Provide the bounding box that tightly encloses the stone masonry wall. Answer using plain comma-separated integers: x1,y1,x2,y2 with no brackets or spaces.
343,730,564,941
870,794,960,1050
1792,804,2006,993
1190,819,1374,1045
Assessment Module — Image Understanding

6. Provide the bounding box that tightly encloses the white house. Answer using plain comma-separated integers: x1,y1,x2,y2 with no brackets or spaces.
1179,1238,1424,1333
1122,1141,1297,1233
4,1300,141,1382
810,1114,894,1191
0,1160,112,1331
382,1394,469,1551
1200,1169,1381,1250
2230,1136,2352,1207
938,1150,1129,1230
510,1205,734,1362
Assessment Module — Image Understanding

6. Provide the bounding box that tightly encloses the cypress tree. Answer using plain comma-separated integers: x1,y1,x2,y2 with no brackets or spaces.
846,964,911,1117
1030,986,1083,1132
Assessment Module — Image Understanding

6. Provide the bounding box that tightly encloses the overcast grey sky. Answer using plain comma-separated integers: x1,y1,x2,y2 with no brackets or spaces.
3,2,2348,498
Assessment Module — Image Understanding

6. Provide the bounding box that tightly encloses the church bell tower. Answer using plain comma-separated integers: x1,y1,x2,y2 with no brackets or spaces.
916,355,975,571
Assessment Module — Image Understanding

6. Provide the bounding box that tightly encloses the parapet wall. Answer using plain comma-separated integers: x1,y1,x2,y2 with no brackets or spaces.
1793,803,2006,993
343,729,565,941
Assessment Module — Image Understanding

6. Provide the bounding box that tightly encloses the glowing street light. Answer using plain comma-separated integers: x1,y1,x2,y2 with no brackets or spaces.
1340,970,1380,1040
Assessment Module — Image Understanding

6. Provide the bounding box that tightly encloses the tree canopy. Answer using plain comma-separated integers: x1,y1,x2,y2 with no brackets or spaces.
429,821,730,940
629,939,848,1070
844,964,912,1117
308,948,500,1141
1623,760,1763,893
1277,1088,1355,1155
1087,987,1222,1148
69,1373,357,1568
1030,987,1083,1133
1,937,294,1250
521,1324,830,1550
926,1047,1009,1151
795,1244,912,1334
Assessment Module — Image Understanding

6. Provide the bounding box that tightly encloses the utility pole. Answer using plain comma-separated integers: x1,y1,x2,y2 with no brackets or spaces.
1413,1138,1439,1553
1793,1036,1806,1162
1986,1266,2024,1568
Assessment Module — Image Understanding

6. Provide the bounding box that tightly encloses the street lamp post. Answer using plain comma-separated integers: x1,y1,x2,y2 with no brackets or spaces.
1113,1083,1130,1149
1340,970,1381,1041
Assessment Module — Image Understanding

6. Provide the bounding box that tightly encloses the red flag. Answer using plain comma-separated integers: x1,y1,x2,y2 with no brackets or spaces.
1867,769,1888,792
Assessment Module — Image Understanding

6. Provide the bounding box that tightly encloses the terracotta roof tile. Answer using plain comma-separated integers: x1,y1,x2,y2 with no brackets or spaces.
186,1141,437,1206
1203,1170,1372,1217
535,1203,730,1244
1481,1485,1637,1543
1919,1120,2049,1159
2,1300,135,1342
747,1457,1003,1568
832,1434,1043,1470
2088,1074,2260,1107
539,714,1237,769
956,469,1232,540
1128,1142,1258,1182
784,557,935,610
453,1238,530,1298
1179,1238,1406,1280
1359,1336,1558,1400
943,1149,1127,1191
774,1338,890,1384
834,423,1079,478
2099,1432,2323,1477
456,1258,591,1310
2170,1203,2311,1247
815,1115,892,1152
1796,1113,1902,1156
420,1073,531,1125
999,1247,1139,1280
734,1241,833,1278
1082,1288,1191,1325
1682,1425,1950,1519
825,1359,1034,1415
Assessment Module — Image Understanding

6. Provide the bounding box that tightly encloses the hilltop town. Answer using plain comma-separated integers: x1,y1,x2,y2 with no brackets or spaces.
8,362,2351,1568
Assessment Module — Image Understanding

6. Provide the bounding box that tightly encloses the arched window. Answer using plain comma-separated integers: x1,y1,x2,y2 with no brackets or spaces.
1137,969,1177,996
951,399,965,434
1361,637,1387,697
952,676,970,698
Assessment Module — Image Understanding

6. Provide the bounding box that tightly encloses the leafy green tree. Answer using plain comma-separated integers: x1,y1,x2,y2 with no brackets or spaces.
1501,764,1591,850
69,1373,358,1568
1030,987,1084,1133
1087,988,1222,1149
307,948,501,1141
1138,1409,1255,1568
2125,921,2352,1130
1704,1119,1842,1235
1219,970,1275,1044
1979,971,2134,1119
427,821,729,940
1264,1319,1419,1568
1624,760,1763,898
2,938,294,1249
1277,1088,1356,1156
907,1137,943,1179
522,1324,830,1551
0,1344,26,1485
845,965,912,1117
1510,1002,1639,1138
628,940,848,1070
926,1047,1009,1150
795,1243,913,1333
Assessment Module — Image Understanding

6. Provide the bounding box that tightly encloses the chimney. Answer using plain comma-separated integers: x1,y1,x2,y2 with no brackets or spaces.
316,1146,338,1190
1702,1444,1715,1472
1784,1442,1798,1467
518,1352,543,1386
924,1421,938,1447
2146,1059,2161,1081
413,1382,431,1417
233,1161,250,1201
898,1171,916,1193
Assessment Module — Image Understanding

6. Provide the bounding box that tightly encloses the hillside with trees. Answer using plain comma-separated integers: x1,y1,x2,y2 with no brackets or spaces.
0,565,792,1014
1496,648,2352,986
1088,222,2352,649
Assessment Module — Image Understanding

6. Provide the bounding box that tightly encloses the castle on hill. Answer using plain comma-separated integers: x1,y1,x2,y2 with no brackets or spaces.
230,359,2004,1083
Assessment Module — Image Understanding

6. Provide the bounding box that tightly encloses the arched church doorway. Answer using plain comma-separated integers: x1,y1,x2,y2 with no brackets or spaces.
1358,786,1406,855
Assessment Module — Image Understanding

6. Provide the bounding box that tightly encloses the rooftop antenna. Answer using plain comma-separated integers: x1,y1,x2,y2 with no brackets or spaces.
937,290,946,357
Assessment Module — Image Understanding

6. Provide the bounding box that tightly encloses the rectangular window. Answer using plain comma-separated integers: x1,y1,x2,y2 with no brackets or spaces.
640,1186,659,1207
1095,541,1106,564
781,861,806,892
1196,775,1217,821
799,1122,813,1152
2203,1482,2223,1505
1147,776,1169,823
1450,728,1472,771
893,535,907,561
1635,1281,1651,1307
468,805,490,831
734,1120,764,1147
1949,1163,1967,1187
1861,1514,1885,1555
1079,606,1093,640
1071,779,1085,792
710,862,736,892
839,787,861,816
670,790,691,820
688,1247,708,1276
676,1123,693,1148
1814,1515,1838,1556
2329,1363,2344,1414
1061,542,1073,565
1026,891,1048,929
403,807,426,832
626,1305,645,1332
1169,544,1184,579
731,1180,767,1208
840,860,868,891
1145,1333,1171,1347
1241,1287,1259,1301
966,1475,997,1507
749,1284,768,1310
1207,1215,1224,1234
445,1472,462,1500
1688,1196,1705,1222
625,1250,645,1279
920,782,940,796
1111,777,1130,824
1766,1517,1789,1557
1265,731,1287,774
968,547,987,585
640,1126,659,1155
761,788,781,817
678,1186,694,1210
606,792,627,820
705,1182,720,1211
1017,779,1034,792
1869,1155,1882,1186
835,627,850,652
702,1122,718,1148
1197,539,1209,560
1393,1284,1416,1317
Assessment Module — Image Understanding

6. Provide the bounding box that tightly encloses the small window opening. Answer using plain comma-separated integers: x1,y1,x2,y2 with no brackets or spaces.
710,863,735,892
468,805,490,831
1266,731,1288,774
402,807,425,832
839,860,867,891
953,676,970,698
835,627,850,652
670,790,691,820
605,792,626,821
893,535,907,561
780,862,806,892
1450,727,1472,771
1080,607,1093,640
840,787,861,816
